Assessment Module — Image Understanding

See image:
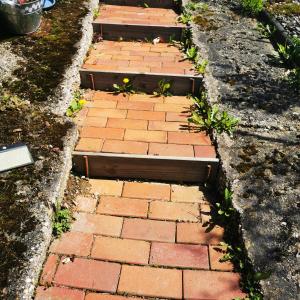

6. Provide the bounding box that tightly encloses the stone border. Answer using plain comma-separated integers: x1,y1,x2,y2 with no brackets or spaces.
5,0,98,298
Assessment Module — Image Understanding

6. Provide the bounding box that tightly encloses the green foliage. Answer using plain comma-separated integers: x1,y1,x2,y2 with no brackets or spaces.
241,0,263,15
154,79,172,97
287,68,300,87
256,23,275,39
177,12,193,24
113,78,135,94
195,59,208,74
93,8,100,18
278,37,300,66
143,2,149,8
188,94,239,136
185,46,199,61
66,91,86,117
216,188,235,218
0,88,30,112
52,208,72,237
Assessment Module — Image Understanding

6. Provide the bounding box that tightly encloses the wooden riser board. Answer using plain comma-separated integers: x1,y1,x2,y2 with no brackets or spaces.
93,23,185,42
80,70,202,95
99,0,176,9
73,152,219,183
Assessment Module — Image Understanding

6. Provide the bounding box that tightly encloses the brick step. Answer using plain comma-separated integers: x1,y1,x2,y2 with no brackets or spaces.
93,5,185,41
100,0,176,9
72,92,218,183
80,41,202,95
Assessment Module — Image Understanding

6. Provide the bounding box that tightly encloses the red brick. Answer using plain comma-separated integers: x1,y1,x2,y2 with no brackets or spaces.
80,127,124,140
148,121,187,131
122,181,170,200
106,118,148,130
150,242,209,269
97,196,148,217
81,117,107,127
102,139,148,155
118,265,182,299
71,212,123,236
88,108,127,118
149,201,199,222
166,112,190,122
89,179,123,196
122,218,175,242
125,129,167,143
85,294,136,300
75,138,103,152
54,258,121,292
129,94,164,103
49,232,93,256
177,223,224,245
209,245,234,271
75,195,97,213
39,254,59,285
93,91,129,101
35,286,84,300
88,100,117,108
194,145,217,158
148,143,194,157
168,131,211,145
127,110,165,121
184,270,245,300
91,236,150,264
154,103,189,112
171,185,205,203
117,101,154,111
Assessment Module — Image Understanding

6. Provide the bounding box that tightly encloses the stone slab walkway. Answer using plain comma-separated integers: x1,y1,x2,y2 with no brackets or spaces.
36,179,245,299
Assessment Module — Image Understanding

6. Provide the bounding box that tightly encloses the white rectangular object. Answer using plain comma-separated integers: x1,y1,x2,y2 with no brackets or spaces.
0,144,34,172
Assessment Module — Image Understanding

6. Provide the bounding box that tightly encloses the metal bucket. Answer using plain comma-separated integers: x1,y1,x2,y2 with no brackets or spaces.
0,0,42,34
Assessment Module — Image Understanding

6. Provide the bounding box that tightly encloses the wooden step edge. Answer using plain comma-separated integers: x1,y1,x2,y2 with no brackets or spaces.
72,151,219,183
99,0,176,9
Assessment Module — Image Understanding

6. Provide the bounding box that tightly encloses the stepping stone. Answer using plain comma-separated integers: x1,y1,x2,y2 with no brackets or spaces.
80,41,202,95
73,92,218,182
93,5,185,41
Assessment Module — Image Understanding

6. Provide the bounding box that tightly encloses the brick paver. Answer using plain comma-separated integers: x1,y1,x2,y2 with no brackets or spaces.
37,179,245,299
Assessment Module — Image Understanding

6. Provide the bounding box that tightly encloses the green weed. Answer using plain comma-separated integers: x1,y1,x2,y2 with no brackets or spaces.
278,36,300,66
256,23,275,39
216,188,235,219
195,59,208,74
154,79,172,97
93,8,100,18
185,46,199,61
241,0,263,15
52,208,72,237
66,91,86,117
113,78,135,94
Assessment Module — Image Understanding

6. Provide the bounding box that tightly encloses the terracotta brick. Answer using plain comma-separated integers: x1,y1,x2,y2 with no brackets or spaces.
122,218,175,242
88,100,117,108
75,195,97,213
35,286,85,300
125,129,167,143
91,236,150,264
149,201,199,222
166,112,190,122
117,101,154,111
154,103,189,113
71,212,123,236
129,94,164,103
88,108,127,118
148,143,194,157
209,245,234,271
82,117,107,128
49,232,93,256
168,132,211,145
107,118,148,130
148,121,187,132
150,242,209,269
122,181,170,200
164,96,192,105
177,223,224,245
75,138,103,152
118,265,182,299
54,258,121,292
102,139,148,155
184,270,245,300
97,196,149,217
171,185,205,203
85,294,136,300
194,145,217,158
39,254,59,285
127,110,165,121
93,91,129,101
80,127,124,140
89,179,123,196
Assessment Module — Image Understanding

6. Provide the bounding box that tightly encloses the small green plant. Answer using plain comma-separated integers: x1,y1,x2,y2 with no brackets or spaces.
143,2,149,8
154,79,172,97
52,208,72,237
256,23,275,39
195,59,208,74
177,12,193,24
189,94,239,136
287,67,300,87
113,77,135,94
278,36,300,66
66,91,86,117
0,89,30,112
241,0,263,15
93,8,100,18
185,46,199,61
216,188,235,218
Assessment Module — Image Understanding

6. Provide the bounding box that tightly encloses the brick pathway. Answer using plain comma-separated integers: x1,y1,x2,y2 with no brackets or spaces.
36,179,246,299
75,91,216,158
